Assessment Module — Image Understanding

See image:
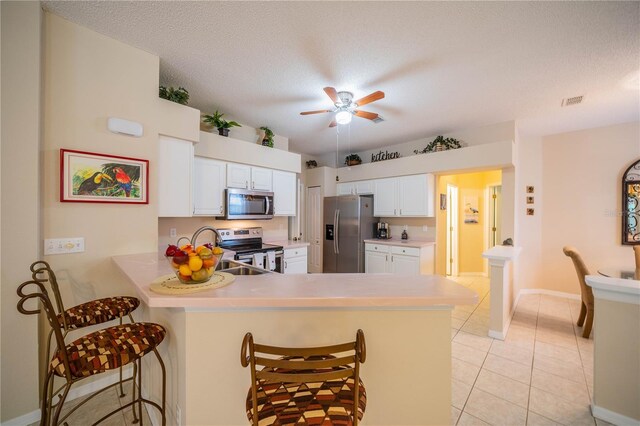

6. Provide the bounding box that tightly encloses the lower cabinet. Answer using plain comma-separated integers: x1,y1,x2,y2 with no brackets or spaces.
283,247,308,274
364,243,434,275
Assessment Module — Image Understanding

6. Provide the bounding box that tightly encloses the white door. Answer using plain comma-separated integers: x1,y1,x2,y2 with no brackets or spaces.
446,184,459,276
193,157,226,216
398,175,428,216
158,136,193,217
284,256,308,274
251,167,273,191
374,178,397,216
307,186,323,273
390,254,420,275
226,163,251,189
272,171,296,216
365,250,389,273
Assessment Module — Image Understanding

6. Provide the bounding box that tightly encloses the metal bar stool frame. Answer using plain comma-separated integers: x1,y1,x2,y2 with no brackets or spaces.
17,279,166,426
241,329,367,426
30,261,140,421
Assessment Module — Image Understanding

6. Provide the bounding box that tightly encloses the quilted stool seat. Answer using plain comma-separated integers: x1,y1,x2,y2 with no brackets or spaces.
51,322,166,378
246,355,367,425
59,296,140,329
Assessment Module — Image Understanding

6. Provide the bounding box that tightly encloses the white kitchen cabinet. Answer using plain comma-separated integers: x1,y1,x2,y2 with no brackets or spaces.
374,174,434,217
226,163,251,189
365,243,434,275
337,182,355,195
338,180,374,196
251,167,273,191
272,170,296,216
283,247,307,274
193,157,226,216
158,136,193,217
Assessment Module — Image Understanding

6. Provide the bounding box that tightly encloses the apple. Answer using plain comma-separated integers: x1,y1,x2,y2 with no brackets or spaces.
165,244,179,257
172,250,189,265
203,243,214,250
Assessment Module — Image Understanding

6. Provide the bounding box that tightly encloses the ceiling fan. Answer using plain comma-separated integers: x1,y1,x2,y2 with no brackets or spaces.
300,87,385,127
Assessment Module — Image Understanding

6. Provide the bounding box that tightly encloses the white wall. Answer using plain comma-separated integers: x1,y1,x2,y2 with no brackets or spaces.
1,2,42,421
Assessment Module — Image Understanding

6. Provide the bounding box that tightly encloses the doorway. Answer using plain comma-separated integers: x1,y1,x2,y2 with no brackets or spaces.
446,184,459,276
486,184,502,248
306,186,322,273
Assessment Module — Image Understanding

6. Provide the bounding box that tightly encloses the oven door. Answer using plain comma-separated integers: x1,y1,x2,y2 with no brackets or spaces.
235,251,283,273
226,189,274,220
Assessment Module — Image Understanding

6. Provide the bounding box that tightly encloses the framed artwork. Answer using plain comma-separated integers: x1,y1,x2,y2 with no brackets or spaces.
60,149,149,204
463,196,479,224
622,159,640,244
440,193,447,210
526,196,534,204
526,186,534,194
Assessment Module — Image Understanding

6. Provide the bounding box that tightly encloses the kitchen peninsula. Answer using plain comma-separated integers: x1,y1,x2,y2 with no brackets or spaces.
114,252,477,425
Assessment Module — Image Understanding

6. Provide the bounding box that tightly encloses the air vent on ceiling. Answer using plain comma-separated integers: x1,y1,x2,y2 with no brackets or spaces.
561,96,584,107
372,115,385,123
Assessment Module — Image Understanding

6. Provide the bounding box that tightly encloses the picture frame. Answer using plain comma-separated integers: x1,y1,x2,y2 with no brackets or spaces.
440,193,447,210
526,196,534,204
526,186,535,194
60,149,149,204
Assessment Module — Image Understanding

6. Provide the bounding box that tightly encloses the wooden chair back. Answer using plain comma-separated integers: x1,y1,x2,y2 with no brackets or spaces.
17,280,73,381
241,330,366,425
634,246,640,271
563,246,594,306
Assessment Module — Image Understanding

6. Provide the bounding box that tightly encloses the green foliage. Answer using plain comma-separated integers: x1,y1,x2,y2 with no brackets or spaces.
345,154,362,165
159,86,189,105
414,135,462,154
260,126,274,148
202,110,242,129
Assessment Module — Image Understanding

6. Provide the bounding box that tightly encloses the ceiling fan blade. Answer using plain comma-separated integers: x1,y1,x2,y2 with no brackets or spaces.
323,87,339,104
300,109,332,115
354,110,379,120
354,91,385,107
329,120,337,128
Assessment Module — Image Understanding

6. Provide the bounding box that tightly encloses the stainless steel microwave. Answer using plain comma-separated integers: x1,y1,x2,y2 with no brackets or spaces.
225,188,274,220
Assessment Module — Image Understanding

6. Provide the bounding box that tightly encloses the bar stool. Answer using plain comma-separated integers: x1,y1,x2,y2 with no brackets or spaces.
17,279,166,426
241,330,367,425
30,261,140,399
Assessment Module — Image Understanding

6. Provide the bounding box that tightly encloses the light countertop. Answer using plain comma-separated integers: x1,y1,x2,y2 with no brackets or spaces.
363,238,436,248
113,252,477,309
266,240,310,249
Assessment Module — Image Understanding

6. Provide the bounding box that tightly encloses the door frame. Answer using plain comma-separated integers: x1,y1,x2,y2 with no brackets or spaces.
483,183,502,274
446,184,459,276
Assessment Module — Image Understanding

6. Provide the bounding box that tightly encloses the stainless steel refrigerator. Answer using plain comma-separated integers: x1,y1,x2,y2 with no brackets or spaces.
323,195,376,273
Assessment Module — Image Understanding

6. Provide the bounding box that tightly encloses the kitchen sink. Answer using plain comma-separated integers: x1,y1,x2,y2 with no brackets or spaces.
218,259,271,275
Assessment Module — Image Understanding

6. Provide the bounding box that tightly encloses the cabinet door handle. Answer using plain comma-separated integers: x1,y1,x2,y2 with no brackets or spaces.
285,261,288,269
391,256,394,262
394,209,396,215
400,209,402,215
245,180,248,189
219,206,223,213
386,255,388,262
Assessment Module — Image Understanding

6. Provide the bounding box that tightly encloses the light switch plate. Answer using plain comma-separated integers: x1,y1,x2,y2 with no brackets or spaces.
44,238,85,255
422,225,428,232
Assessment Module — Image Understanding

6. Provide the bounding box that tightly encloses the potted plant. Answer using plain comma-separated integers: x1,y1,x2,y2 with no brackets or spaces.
413,135,462,154
260,126,274,148
306,160,318,169
345,154,362,166
159,86,189,105
202,110,241,137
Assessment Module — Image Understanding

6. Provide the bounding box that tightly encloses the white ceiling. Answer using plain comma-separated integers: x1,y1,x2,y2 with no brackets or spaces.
43,1,640,155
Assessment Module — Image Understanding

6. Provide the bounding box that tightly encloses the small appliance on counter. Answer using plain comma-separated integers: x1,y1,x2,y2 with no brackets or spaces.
401,230,408,240
375,221,391,239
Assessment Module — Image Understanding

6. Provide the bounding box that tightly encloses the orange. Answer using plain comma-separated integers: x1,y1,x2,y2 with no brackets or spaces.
178,264,192,276
203,258,215,268
188,256,203,272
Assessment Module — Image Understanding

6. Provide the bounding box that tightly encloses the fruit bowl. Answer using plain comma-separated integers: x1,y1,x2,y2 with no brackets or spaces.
164,243,224,284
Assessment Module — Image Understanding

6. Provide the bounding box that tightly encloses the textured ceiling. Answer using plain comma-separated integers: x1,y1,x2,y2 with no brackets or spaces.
43,1,640,155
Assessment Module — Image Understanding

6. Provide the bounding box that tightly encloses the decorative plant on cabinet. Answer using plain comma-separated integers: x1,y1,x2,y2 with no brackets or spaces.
202,110,242,137
159,86,189,105
345,154,362,166
414,135,462,154
260,126,274,148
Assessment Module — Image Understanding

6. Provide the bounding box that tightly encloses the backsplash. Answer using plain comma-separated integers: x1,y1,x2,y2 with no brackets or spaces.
158,217,289,251
376,217,437,241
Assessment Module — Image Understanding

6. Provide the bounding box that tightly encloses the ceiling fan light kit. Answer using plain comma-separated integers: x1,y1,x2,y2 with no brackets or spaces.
300,86,385,128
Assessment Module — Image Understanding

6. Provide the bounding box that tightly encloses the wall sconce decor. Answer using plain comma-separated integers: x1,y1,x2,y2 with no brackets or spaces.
622,159,640,245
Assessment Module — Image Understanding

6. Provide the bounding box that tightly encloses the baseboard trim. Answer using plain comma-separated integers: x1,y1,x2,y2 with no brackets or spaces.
2,369,131,426
591,404,640,425
518,288,581,301
458,272,488,277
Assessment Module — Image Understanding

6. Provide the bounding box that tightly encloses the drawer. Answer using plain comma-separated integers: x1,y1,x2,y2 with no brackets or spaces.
365,243,391,254
391,245,420,257
284,247,307,259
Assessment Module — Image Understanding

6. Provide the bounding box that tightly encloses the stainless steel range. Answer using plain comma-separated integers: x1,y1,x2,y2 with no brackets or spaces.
216,227,283,272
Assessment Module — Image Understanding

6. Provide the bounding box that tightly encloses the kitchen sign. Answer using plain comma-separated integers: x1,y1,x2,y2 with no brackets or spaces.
370,150,401,163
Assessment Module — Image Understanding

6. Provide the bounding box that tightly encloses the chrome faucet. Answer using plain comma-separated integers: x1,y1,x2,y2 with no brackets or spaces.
190,226,222,247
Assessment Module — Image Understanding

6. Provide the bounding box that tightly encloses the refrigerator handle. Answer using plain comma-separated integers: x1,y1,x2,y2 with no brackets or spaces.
332,209,338,254
335,209,340,254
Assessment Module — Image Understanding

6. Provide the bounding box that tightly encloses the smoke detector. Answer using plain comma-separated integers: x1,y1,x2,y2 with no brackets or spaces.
561,96,584,107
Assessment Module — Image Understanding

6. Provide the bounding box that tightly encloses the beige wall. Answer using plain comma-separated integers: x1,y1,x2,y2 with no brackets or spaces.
1,2,42,421
539,122,639,294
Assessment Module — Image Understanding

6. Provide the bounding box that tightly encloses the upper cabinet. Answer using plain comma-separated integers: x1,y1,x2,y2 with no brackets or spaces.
373,174,434,217
158,136,194,217
193,157,226,216
227,164,272,191
272,170,296,216
337,180,374,196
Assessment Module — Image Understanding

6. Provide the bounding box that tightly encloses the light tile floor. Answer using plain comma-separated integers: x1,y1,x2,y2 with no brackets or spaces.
450,275,608,426
32,275,607,426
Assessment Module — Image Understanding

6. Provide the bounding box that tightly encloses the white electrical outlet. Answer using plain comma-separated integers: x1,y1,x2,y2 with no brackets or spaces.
44,238,85,255
176,405,182,426
170,228,177,238
422,225,429,232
